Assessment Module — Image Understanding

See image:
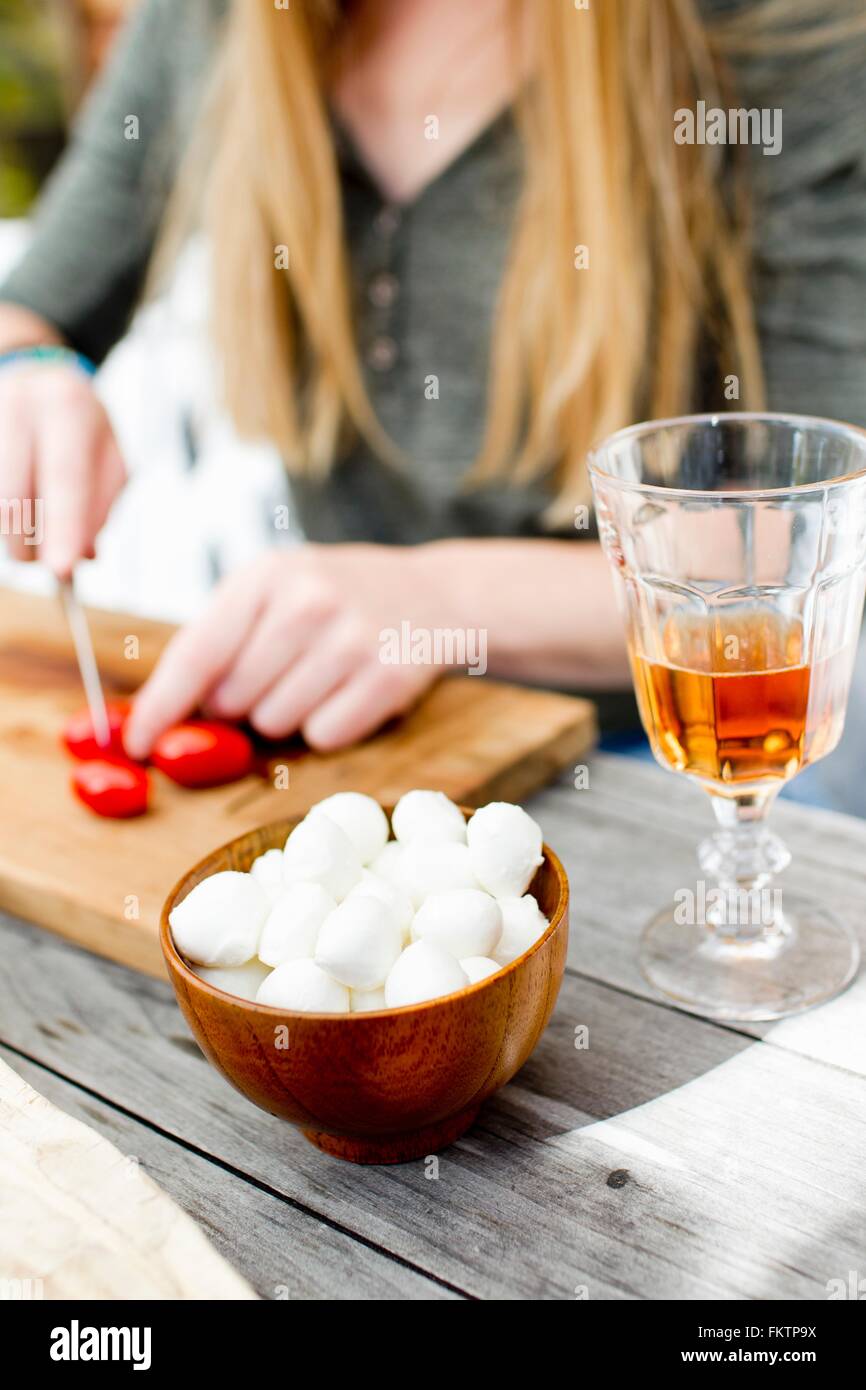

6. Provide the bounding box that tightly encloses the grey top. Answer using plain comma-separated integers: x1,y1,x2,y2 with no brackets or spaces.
2,0,865,547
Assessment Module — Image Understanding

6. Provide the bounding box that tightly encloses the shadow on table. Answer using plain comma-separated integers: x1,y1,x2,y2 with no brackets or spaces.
494,972,755,1142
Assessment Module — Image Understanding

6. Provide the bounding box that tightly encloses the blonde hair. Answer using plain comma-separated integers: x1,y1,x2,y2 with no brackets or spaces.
154,0,856,522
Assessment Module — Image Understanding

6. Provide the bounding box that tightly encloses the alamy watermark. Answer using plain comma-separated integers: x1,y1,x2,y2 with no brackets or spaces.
674,101,782,157
0,1277,44,1300
49,1322,151,1370
826,1270,866,1300
674,880,782,928
0,497,43,546
379,621,487,676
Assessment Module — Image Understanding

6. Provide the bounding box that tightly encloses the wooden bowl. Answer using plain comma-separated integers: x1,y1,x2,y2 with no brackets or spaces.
160,808,569,1165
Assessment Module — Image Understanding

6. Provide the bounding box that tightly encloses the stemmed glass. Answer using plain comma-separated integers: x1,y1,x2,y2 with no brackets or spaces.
589,413,866,1022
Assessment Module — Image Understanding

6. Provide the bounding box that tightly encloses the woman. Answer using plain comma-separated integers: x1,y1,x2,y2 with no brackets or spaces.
0,0,863,756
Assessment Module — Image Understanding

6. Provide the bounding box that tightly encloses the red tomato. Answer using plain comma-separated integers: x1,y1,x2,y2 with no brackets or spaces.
62,700,132,761
71,759,149,818
150,720,253,788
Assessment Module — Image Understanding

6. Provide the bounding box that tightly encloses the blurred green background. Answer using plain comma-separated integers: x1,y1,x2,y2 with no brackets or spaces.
0,0,131,216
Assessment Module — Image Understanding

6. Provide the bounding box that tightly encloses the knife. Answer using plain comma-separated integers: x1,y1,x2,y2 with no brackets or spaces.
59,577,111,749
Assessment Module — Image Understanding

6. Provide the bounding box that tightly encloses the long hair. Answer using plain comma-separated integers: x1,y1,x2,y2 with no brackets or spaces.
153,0,862,522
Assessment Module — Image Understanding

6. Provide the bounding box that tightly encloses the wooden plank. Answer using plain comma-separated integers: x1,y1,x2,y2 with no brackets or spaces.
527,757,866,1077
0,1052,256,1300
0,587,595,978
2,912,864,1300
0,1047,459,1302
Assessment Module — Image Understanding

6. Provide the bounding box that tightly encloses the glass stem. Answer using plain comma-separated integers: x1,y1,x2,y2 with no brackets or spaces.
697,791,791,941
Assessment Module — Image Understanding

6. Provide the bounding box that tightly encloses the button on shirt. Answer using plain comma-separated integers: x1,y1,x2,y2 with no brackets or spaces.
308,107,558,545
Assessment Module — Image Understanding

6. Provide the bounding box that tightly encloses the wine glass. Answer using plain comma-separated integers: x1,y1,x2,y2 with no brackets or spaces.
589,413,866,1022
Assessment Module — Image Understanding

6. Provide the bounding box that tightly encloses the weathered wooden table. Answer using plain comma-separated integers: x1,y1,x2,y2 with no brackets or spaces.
2,754,865,1300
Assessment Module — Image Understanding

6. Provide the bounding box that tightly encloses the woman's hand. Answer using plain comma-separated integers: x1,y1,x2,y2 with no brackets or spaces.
123,535,630,758
123,546,449,756
0,362,126,576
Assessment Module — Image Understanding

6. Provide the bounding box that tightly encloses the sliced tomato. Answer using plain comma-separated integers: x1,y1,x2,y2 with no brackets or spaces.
71,759,149,818
62,700,132,762
150,720,253,788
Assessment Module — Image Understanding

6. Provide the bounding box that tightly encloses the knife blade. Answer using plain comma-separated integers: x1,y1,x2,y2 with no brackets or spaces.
59,578,111,749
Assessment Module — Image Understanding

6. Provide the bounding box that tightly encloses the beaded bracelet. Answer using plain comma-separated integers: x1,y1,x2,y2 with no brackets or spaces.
0,345,97,378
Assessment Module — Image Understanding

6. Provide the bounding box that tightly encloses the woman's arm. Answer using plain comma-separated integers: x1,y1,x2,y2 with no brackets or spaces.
415,537,629,689
123,538,629,757
0,0,216,362
0,2,221,575
0,304,63,352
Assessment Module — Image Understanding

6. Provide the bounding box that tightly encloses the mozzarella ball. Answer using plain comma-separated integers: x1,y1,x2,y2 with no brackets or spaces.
256,958,350,1012
392,789,467,847
384,941,469,1008
347,870,414,943
169,871,268,967
411,888,502,959
467,802,543,898
249,848,286,905
315,895,403,991
282,814,361,901
493,895,550,965
460,956,500,985
369,840,407,887
194,959,272,1001
308,792,389,865
350,986,387,1013
258,881,336,967
401,841,478,907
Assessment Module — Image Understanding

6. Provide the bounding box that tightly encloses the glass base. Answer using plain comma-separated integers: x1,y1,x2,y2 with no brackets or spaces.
640,893,860,1022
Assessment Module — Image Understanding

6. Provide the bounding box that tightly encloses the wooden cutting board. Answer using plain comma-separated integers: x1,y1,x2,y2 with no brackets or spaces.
0,587,595,977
